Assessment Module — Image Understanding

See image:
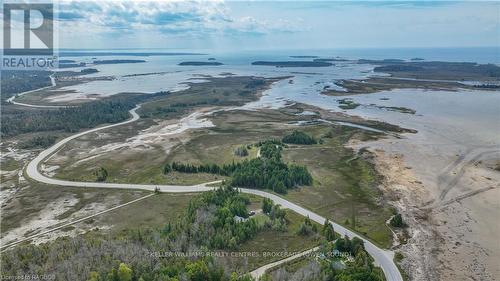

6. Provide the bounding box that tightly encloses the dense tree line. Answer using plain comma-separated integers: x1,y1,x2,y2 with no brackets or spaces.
2,100,131,137
17,135,57,149
1,70,52,100
2,92,167,137
282,130,317,145
164,141,313,194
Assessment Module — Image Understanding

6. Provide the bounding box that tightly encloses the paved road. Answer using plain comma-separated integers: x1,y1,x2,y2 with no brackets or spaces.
21,105,402,281
240,189,400,281
6,75,63,108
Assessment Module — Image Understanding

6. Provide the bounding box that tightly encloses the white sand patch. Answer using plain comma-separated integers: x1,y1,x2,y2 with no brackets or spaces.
40,164,60,177
1,193,123,246
71,154,101,166
0,169,17,177
352,135,500,281
1,195,79,245
1,147,33,162
87,110,215,154
45,92,99,103
0,188,17,205
28,195,123,244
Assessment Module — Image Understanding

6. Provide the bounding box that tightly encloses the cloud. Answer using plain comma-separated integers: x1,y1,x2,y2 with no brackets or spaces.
53,0,498,49
56,0,298,37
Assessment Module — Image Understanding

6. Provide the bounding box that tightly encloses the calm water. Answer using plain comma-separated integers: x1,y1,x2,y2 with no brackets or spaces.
53,48,500,146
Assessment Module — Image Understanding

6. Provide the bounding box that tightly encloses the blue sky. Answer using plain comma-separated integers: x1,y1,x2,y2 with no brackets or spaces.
51,1,500,50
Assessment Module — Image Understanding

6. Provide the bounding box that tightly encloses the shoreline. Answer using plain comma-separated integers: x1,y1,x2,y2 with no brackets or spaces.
351,132,500,281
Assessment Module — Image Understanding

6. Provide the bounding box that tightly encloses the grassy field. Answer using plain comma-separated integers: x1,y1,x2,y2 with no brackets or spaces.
21,74,395,248
161,109,394,248
281,125,393,248
48,76,283,185
91,192,196,234
0,181,148,235
47,105,393,248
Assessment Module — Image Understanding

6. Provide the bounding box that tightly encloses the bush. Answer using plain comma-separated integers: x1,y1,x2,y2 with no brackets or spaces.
297,216,317,236
234,146,249,157
282,130,317,145
390,213,405,227
262,198,273,214
94,167,108,182
322,220,336,241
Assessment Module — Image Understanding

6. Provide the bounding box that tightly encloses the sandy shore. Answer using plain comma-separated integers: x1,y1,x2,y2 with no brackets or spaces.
351,135,500,281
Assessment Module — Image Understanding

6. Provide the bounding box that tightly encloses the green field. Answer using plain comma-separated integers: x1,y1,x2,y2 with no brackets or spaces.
47,105,393,248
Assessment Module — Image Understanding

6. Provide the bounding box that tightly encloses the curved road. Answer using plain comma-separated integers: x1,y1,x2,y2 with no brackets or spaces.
19,104,402,281
6,75,63,108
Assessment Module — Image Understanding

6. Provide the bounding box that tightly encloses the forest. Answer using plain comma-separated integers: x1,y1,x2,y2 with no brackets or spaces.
1,70,52,100
1,188,263,281
1,92,167,137
1,184,382,281
17,135,57,149
164,141,313,193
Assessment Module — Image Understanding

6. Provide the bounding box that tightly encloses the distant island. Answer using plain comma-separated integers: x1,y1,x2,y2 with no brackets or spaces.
59,62,87,68
59,52,205,57
252,61,333,67
313,58,349,62
359,58,406,64
178,61,224,66
93,59,146,64
80,68,99,74
290,55,319,58
59,59,76,64
369,60,500,81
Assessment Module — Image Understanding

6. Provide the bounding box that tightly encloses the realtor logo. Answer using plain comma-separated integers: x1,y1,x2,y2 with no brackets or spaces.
2,1,58,70
3,3,54,55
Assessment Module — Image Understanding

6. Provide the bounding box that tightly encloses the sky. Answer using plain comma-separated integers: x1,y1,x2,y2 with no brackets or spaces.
4,0,500,51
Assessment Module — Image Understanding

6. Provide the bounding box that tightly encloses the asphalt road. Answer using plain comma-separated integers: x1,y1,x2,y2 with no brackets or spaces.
6,75,62,108
22,105,403,281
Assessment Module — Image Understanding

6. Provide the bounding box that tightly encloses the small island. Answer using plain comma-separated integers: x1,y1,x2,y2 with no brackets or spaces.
93,59,146,65
178,61,224,66
322,60,500,96
252,61,333,67
313,58,349,62
290,55,319,58
58,59,76,64
80,68,99,74
59,62,86,68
